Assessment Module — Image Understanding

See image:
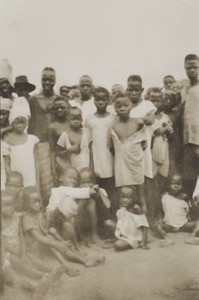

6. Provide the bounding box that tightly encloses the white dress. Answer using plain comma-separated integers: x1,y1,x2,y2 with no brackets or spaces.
57,128,90,172
130,100,157,178
115,207,149,248
2,135,39,187
151,113,170,177
111,127,146,187
162,193,189,228
85,113,115,178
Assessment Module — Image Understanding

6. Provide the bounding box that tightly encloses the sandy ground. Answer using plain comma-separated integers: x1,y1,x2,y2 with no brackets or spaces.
2,232,199,300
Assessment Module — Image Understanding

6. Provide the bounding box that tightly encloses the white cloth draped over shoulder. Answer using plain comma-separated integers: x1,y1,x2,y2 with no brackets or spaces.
111,126,146,187
130,100,157,178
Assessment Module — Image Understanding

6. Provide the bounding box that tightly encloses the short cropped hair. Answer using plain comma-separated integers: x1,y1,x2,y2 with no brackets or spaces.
69,106,82,116
185,54,199,63
42,67,55,73
127,75,142,83
114,93,129,102
22,186,40,209
148,87,162,97
94,86,109,99
79,167,96,182
163,75,175,82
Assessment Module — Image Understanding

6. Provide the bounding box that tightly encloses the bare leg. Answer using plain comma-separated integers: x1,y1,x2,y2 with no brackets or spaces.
50,247,79,277
10,254,44,280
87,198,105,246
32,266,64,300
114,240,131,251
62,221,80,250
26,252,52,273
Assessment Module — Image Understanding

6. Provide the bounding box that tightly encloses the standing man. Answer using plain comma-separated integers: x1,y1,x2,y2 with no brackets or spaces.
181,54,199,197
69,75,96,123
28,67,59,206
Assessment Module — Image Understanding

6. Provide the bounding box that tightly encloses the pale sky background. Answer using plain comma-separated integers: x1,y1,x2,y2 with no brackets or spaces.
0,0,199,93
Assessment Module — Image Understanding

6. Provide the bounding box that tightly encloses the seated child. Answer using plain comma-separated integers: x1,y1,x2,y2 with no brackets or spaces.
111,95,146,211
21,186,80,277
57,107,90,171
156,174,199,243
1,190,64,297
106,186,149,251
5,171,24,211
76,168,111,246
46,167,105,263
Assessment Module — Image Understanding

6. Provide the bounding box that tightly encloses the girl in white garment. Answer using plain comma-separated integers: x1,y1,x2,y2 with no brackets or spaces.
3,107,39,187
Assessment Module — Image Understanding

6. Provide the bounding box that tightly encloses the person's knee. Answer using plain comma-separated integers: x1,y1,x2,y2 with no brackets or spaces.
114,240,123,251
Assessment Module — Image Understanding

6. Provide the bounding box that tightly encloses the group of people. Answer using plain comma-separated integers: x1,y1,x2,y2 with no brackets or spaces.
0,53,199,296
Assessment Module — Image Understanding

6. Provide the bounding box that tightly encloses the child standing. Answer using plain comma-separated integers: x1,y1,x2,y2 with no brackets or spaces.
156,174,199,243
163,90,183,174
149,88,174,221
3,108,39,187
85,87,115,204
111,95,146,210
47,96,70,180
57,107,90,171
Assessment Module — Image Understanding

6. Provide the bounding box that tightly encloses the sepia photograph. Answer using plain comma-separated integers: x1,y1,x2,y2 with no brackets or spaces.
0,0,199,299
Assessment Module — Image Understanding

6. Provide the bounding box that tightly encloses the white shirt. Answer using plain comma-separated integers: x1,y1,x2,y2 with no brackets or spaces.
162,193,189,228
130,100,157,178
47,186,90,212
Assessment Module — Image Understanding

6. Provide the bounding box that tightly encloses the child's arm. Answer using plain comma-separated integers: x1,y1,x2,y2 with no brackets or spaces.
139,226,150,250
0,126,12,138
34,144,40,189
142,110,155,125
4,155,11,176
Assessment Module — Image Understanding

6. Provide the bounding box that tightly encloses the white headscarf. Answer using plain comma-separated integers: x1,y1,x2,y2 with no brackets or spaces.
0,97,13,111
9,97,30,124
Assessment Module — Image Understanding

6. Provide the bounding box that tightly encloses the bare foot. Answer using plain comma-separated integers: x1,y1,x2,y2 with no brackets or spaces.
85,255,105,267
156,223,167,239
33,266,64,300
159,239,175,247
185,237,199,245
91,235,106,247
63,263,79,277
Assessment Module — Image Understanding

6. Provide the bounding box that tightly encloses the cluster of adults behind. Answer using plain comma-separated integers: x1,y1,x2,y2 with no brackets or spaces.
0,54,199,297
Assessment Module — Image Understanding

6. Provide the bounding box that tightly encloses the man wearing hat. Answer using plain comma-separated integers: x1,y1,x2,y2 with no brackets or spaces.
14,75,36,100
28,67,59,206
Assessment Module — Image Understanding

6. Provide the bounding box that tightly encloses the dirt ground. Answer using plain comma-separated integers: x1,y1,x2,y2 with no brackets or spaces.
2,232,199,300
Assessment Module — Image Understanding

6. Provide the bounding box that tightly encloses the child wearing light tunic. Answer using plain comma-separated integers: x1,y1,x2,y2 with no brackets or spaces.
57,107,90,172
3,108,39,187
